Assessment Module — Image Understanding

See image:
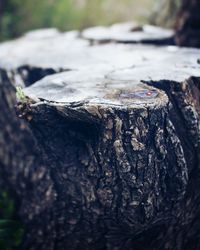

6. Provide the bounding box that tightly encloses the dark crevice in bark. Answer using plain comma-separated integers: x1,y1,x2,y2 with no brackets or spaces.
16,65,67,87
140,77,200,250
4,65,70,88
144,78,199,173
117,37,175,46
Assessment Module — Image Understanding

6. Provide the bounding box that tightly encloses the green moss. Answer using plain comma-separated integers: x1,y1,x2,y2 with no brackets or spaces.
0,191,24,250
16,86,27,103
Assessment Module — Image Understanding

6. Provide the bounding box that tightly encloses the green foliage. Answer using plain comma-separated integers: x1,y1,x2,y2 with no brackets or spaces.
16,86,27,103
0,0,154,41
0,191,24,250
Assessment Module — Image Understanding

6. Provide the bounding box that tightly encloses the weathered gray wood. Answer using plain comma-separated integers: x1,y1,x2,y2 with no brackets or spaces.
0,28,200,250
0,29,87,76
81,22,174,45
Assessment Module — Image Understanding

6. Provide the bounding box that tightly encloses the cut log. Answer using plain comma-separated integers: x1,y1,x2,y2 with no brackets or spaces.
81,22,175,45
20,44,200,250
0,30,86,245
0,28,200,249
0,29,88,75
0,29,85,197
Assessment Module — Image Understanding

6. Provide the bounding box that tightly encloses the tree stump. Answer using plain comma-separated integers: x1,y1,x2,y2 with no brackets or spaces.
175,0,200,47
21,45,200,250
0,29,88,245
0,29,85,200
81,22,174,45
0,27,200,250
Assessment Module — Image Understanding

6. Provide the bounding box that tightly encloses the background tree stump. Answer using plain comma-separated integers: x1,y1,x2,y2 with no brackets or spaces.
81,22,174,45
175,0,200,48
0,27,200,249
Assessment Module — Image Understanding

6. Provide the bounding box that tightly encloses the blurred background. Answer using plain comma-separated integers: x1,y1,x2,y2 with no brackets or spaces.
0,0,169,41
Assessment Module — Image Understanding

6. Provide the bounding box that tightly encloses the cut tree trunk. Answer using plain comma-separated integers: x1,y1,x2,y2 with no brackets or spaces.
0,29,76,208
0,28,86,190
21,45,200,250
175,0,200,47
0,28,200,250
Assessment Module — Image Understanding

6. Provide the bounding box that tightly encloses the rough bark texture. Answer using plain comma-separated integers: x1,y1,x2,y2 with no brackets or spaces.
175,0,200,47
0,28,200,250
21,45,200,249
0,65,57,247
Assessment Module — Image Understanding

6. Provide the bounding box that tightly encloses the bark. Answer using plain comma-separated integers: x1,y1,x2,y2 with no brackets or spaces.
0,28,200,250
0,65,57,244
175,0,200,47
19,46,200,249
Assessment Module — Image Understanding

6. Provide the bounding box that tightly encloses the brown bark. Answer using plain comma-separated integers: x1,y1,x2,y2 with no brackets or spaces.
175,0,200,47
20,74,200,250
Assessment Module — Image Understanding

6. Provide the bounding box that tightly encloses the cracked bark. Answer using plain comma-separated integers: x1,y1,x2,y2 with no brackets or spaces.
0,29,200,250
0,29,83,198
21,55,199,249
